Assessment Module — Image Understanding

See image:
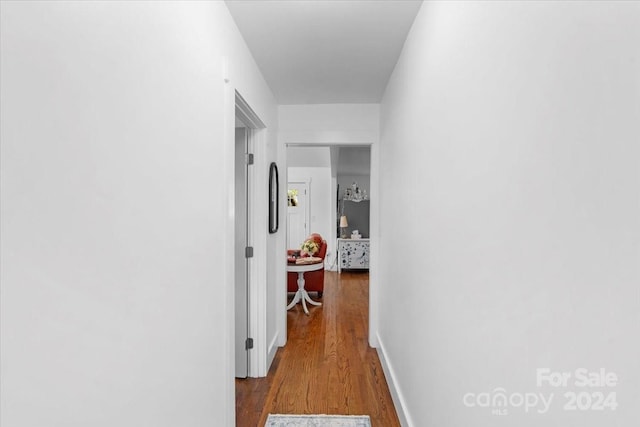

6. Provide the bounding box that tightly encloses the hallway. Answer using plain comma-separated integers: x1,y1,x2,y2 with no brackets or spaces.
236,271,400,427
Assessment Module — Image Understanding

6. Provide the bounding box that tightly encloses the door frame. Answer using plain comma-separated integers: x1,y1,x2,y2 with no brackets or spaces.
279,142,377,348
234,91,268,378
234,127,250,378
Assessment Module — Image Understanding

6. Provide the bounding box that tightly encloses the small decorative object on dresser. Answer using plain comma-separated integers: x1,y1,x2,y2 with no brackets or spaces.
339,215,349,238
337,238,370,273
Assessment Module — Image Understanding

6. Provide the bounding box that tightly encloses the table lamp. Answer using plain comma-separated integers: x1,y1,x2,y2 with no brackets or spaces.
339,215,348,238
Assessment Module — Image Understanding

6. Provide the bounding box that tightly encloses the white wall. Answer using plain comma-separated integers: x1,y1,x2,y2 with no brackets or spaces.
288,147,334,267
0,2,277,426
279,104,379,145
288,146,332,168
288,166,334,254
378,2,640,426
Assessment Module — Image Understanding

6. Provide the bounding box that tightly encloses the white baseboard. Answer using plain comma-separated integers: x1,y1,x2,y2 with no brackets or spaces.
325,253,338,271
376,333,414,427
267,332,279,372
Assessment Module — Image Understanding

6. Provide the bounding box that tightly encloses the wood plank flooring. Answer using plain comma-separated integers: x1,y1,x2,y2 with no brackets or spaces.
235,271,400,427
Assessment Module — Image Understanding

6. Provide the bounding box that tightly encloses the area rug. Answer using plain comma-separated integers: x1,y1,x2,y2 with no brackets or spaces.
265,414,371,427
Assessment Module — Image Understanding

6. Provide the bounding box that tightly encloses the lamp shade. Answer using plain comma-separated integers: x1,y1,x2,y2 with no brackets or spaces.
339,215,348,228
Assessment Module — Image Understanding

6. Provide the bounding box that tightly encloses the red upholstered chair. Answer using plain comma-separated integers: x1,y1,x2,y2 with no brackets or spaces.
287,233,327,298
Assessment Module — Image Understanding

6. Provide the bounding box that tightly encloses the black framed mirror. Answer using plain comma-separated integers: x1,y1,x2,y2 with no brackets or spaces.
268,162,279,233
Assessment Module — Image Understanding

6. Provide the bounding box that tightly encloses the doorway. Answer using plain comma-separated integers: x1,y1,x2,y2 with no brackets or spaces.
234,91,265,378
287,181,309,249
234,126,250,378
285,145,371,271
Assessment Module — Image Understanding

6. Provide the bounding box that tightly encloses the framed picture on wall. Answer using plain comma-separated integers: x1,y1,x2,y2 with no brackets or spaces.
269,162,279,233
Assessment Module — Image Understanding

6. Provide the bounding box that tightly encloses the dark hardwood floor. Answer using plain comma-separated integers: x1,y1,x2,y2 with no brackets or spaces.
235,270,400,427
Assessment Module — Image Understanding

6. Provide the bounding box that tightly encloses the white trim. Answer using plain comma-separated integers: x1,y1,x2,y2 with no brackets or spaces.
376,333,414,427
248,128,269,377
234,90,269,378
246,128,259,376
267,331,279,368
278,139,378,347
276,146,288,347
236,91,266,129
222,58,236,427
368,142,380,347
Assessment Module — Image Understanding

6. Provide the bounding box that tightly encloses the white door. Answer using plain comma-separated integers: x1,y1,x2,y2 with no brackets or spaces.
234,128,249,378
287,182,309,249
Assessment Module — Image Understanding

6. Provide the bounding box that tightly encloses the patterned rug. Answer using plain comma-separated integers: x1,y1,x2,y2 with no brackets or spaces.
265,414,371,427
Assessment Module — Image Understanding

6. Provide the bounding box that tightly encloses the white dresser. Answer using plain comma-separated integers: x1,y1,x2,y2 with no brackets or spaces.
337,238,370,273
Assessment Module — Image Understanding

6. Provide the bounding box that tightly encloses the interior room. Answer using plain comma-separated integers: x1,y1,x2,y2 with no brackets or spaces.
2,1,638,427
286,145,371,271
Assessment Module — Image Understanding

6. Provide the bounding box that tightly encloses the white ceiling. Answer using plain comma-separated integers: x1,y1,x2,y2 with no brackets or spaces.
225,0,423,104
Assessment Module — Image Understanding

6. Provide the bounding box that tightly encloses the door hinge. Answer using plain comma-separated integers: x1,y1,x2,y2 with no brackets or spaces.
245,338,254,350
246,153,254,165
245,246,254,258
